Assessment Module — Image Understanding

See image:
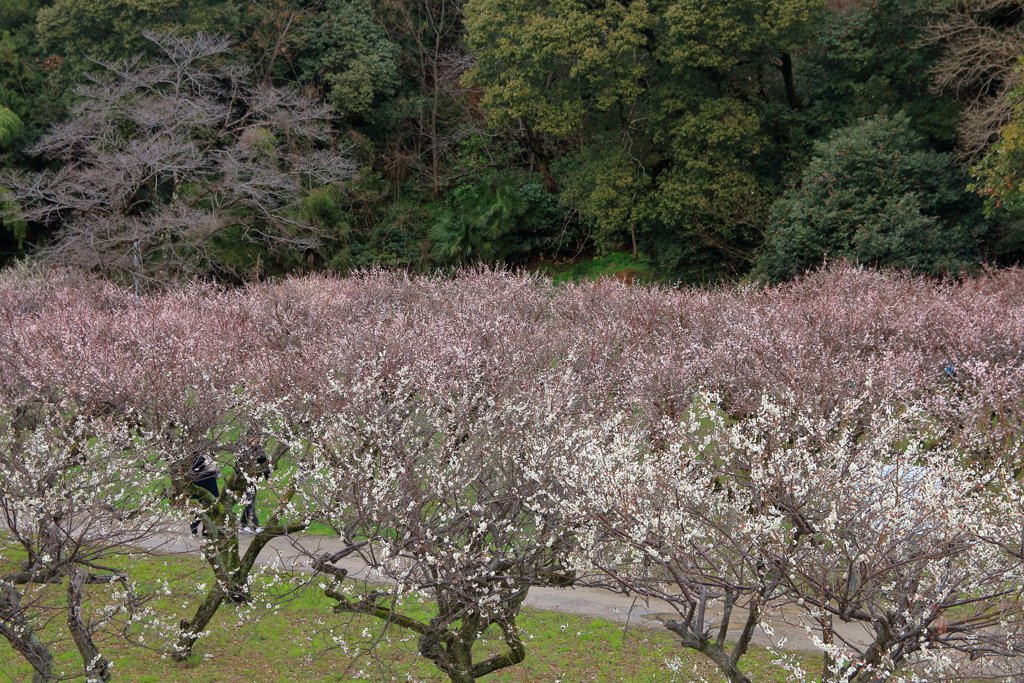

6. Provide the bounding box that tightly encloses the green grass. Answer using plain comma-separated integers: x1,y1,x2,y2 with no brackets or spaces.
0,552,817,683
535,252,656,285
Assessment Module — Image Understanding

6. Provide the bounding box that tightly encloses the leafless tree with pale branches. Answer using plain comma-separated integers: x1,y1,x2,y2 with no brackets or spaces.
924,0,1024,161
0,31,356,286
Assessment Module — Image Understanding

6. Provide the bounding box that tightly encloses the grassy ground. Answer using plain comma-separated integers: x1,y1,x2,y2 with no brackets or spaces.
0,552,818,683
533,252,656,285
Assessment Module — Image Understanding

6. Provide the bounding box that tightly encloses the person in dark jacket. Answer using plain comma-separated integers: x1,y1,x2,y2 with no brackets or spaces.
188,451,219,537
239,431,269,533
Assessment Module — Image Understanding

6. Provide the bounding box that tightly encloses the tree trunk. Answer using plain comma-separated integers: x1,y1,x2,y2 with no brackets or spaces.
172,509,305,660
172,530,246,660
823,614,836,682
664,586,767,683
665,619,754,683
67,567,112,683
173,585,226,661
417,592,528,682
778,52,802,110
521,122,558,192
534,153,557,193
0,582,54,683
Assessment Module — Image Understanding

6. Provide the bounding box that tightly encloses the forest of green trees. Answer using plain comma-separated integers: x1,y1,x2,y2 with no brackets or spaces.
1,0,1023,284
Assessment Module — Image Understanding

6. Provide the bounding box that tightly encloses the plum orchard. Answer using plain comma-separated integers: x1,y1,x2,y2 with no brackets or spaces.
1,265,1024,681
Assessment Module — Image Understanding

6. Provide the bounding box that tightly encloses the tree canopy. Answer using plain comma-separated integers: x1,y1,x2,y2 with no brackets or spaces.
755,113,991,281
1,0,1024,281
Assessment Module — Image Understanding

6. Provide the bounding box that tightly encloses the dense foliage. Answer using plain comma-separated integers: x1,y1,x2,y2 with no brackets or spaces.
972,62,1024,254
755,113,991,281
1,0,1023,282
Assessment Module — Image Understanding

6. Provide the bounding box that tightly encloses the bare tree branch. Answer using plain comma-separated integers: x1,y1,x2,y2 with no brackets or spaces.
0,31,356,285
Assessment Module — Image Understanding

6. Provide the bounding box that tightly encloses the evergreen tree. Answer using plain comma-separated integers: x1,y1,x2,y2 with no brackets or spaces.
754,113,990,282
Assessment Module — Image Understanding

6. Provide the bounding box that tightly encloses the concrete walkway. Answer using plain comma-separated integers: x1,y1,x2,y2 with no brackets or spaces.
141,528,877,654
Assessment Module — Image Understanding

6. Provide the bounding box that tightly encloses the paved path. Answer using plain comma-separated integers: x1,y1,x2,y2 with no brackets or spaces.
141,528,877,654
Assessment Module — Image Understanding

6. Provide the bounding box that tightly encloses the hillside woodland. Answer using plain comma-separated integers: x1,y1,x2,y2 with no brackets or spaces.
1,0,1024,283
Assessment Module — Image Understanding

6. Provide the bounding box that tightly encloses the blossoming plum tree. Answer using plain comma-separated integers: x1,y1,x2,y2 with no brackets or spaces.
305,366,592,683
547,395,1024,682
0,404,177,683
0,266,1022,680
